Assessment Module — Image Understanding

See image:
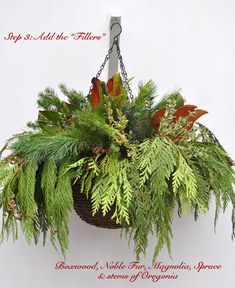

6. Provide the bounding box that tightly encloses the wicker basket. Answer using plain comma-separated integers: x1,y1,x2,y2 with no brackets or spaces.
72,185,121,229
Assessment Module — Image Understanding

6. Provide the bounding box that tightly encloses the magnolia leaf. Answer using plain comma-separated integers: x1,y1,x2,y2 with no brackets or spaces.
107,73,121,96
173,105,197,119
90,78,101,108
62,102,80,114
38,110,61,123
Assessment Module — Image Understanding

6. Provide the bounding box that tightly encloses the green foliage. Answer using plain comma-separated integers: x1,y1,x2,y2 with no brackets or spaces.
0,76,235,264
41,159,58,246
153,90,184,111
17,161,38,242
37,87,64,111
58,84,86,107
128,80,157,141
137,137,177,188
67,155,133,225
134,80,157,110
10,131,90,163
53,162,73,255
0,161,20,242
173,153,197,200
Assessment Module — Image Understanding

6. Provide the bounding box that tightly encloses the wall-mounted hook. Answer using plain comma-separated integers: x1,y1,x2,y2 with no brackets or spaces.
110,21,122,42
108,16,122,80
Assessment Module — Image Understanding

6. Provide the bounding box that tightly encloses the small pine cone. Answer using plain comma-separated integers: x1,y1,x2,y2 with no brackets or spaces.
66,115,74,124
16,215,23,221
227,157,233,167
6,155,22,164
92,146,103,155
7,203,13,211
52,229,58,235
105,147,112,154
84,164,91,172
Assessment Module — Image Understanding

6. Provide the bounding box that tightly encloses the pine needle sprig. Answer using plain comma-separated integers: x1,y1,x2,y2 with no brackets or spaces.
16,161,38,243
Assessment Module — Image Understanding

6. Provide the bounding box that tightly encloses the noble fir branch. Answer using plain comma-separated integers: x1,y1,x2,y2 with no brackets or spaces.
53,162,73,255
10,131,90,163
41,159,58,246
0,161,20,242
0,160,18,196
33,166,49,246
1,213,18,244
16,161,38,243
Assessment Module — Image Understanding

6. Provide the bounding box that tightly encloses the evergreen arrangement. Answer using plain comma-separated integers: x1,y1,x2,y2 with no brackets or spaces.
0,73,234,262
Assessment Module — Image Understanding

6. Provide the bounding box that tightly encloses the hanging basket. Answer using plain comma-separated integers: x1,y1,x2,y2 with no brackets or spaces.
72,184,121,229
1,21,235,263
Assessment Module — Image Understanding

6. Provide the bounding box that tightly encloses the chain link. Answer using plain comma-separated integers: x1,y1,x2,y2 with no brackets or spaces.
115,40,134,100
88,35,134,100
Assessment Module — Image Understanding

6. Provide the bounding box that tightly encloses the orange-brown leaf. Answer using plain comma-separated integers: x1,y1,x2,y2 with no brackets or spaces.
173,104,197,120
107,76,121,96
153,108,166,131
90,78,101,108
186,109,208,130
153,104,208,133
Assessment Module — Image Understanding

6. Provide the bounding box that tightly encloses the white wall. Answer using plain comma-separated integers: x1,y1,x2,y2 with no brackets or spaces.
0,0,235,287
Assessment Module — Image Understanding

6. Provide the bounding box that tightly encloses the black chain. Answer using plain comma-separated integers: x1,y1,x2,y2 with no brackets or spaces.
88,32,134,100
116,40,134,100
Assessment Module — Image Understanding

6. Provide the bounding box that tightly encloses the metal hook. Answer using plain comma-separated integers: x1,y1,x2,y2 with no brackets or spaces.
110,21,122,40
